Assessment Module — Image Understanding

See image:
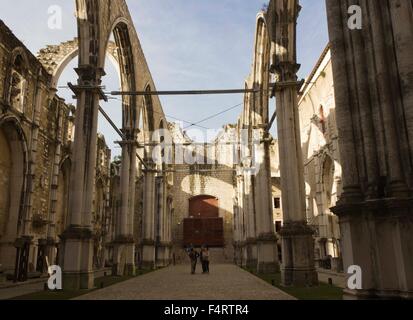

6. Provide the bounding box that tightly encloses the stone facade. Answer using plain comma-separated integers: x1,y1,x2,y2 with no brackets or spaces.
326,0,413,299
0,0,411,300
298,46,342,271
168,123,235,263
0,20,111,279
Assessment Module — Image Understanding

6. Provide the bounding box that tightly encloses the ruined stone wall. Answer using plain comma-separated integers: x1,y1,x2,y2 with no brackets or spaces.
298,46,341,260
171,164,235,263
167,123,236,262
0,20,112,273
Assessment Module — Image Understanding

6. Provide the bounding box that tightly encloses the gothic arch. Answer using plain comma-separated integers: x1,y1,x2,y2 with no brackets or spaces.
0,117,28,265
143,84,155,133
47,0,172,286
6,48,30,113
251,14,271,125
37,39,119,89
320,153,335,210
38,1,164,135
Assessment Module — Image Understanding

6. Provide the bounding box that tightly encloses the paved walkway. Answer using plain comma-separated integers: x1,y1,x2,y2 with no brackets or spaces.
77,264,295,300
0,279,45,300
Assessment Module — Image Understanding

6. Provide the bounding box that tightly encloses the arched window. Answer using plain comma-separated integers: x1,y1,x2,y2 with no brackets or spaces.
322,156,334,209
8,54,27,113
319,105,326,134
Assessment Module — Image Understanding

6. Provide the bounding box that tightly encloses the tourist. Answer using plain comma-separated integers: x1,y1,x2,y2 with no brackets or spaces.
200,245,210,274
188,247,199,274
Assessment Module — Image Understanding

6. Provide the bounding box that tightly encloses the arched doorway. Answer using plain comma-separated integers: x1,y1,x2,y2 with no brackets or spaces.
0,119,27,274
184,195,224,247
0,127,12,236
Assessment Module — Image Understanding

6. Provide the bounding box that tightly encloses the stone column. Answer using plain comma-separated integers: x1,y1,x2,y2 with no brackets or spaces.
156,176,170,267
60,66,105,290
232,170,239,265
236,173,246,267
232,189,241,265
141,161,157,269
243,164,257,269
46,99,65,265
253,128,279,273
166,194,173,259
326,0,413,299
272,0,317,286
113,129,137,276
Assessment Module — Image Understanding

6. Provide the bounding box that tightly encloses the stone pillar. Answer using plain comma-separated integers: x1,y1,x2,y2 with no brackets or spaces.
113,129,137,276
236,173,246,267
234,174,245,267
272,0,317,286
232,191,241,265
60,66,105,290
46,99,65,265
141,161,157,269
164,193,173,267
243,166,257,270
326,0,413,299
156,176,170,267
253,128,279,273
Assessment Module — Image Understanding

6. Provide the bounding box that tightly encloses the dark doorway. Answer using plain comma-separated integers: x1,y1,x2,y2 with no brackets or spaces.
189,195,219,218
184,195,224,247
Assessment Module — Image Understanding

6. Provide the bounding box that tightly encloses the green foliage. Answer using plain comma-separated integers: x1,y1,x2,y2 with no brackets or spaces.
243,267,343,300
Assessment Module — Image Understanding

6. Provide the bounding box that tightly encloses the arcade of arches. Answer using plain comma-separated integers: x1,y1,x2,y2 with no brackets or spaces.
0,0,412,300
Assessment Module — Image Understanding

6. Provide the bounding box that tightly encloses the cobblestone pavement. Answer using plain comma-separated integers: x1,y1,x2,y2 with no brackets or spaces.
77,264,295,300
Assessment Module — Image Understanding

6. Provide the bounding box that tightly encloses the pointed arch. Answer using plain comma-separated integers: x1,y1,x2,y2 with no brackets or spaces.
0,116,29,269
252,14,271,125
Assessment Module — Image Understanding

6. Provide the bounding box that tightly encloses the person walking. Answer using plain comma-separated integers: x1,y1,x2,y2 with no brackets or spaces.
188,247,199,274
200,245,210,274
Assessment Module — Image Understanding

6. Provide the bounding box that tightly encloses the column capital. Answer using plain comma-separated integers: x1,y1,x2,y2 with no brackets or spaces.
112,235,135,244
257,232,278,242
141,238,156,246
236,173,244,181
75,65,106,82
273,62,301,82
14,236,34,248
60,225,93,240
279,221,314,237
143,160,157,173
116,139,138,147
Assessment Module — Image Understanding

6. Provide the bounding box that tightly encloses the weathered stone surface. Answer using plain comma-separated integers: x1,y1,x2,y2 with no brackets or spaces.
76,264,295,300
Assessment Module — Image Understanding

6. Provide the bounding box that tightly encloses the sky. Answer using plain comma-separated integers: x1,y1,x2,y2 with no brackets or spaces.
0,0,329,158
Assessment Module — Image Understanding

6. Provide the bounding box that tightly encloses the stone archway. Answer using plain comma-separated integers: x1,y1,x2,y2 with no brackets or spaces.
234,0,317,283
52,0,168,290
235,12,279,274
0,118,28,274
37,40,120,89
